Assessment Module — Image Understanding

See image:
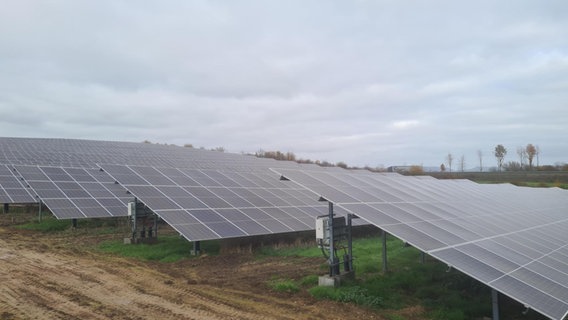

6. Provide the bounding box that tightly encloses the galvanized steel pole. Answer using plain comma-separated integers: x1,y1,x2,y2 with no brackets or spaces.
382,229,388,273
492,289,500,320
328,202,335,276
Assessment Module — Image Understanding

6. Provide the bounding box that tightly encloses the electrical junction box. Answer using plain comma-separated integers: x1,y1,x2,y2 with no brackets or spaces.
127,201,136,216
316,216,347,244
316,217,327,240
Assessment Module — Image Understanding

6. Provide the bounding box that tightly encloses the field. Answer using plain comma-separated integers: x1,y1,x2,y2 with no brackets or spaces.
428,171,568,189
0,210,549,320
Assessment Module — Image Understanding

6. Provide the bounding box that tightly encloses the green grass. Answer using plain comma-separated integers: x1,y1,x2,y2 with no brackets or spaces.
259,244,322,257
98,236,219,262
264,235,494,318
17,215,71,232
268,278,301,293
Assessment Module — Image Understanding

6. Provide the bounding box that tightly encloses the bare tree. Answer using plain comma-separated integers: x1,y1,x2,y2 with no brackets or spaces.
526,144,537,170
477,150,483,172
459,155,466,172
494,144,507,172
446,153,454,173
516,146,527,170
440,163,446,172
536,145,540,168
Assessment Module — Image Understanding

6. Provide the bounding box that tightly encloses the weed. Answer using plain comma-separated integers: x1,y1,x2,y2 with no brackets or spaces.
268,279,300,293
300,274,318,286
17,217,70,232
98,236,220,262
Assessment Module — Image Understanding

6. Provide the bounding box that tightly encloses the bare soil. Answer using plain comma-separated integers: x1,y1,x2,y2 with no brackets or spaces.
0,215,407,320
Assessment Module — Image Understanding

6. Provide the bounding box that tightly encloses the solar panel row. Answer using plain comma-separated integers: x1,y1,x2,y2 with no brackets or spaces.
100,164,359,241
272,168,568,320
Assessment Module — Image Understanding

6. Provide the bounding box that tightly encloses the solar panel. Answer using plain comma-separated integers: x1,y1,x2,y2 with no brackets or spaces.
0,165,37,203
273,168,568,320
14,165,131,219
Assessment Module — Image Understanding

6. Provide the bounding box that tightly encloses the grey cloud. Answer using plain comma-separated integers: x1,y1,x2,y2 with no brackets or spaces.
0,0,567,167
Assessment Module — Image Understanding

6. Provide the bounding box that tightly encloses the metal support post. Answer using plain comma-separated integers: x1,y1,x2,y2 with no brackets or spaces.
420,251,425,264
192,241,201,256
328,202,336,276
38,201,42,222
131,198,137,240
346,214,353,271
382,229,388,273
153,213,158,239
72,218,77,228
3,203,9,214
492,289,500,320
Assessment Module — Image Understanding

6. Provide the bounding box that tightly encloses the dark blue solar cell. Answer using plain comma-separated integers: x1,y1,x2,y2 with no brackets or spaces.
206,221,246,238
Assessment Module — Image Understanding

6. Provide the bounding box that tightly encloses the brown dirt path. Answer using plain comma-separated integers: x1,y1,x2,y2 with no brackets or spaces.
0,226,385,320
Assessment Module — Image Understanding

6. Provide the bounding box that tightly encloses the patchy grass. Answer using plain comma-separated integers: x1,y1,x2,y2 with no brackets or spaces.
265,235,497,318
98,236,219,262
17,216,71,232
310,284,384,308
268,278,300,293
16,214,127,234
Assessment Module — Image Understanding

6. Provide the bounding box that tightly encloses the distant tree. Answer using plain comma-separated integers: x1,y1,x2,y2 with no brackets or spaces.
285,152,296,161
212,147,225,152
504,161,522,171
408,165,424,175
477,150,483,172
183,143,193,148
494,144,507,172
143,140,152,144
446,153,454,173
319,160,333,167
459,155,466,172
516,146,527,170
336,161,348,169
539,165,556,172
297,158,314,164
526,144,537,170
440,163,446,172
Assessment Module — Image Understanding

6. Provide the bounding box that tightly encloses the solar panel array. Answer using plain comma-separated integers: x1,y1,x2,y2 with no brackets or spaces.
0,137,302,171
1,137,568,319
100,164,358,241
273,168,568,320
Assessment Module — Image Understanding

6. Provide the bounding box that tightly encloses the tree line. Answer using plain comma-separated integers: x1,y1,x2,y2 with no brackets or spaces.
443,143,561,173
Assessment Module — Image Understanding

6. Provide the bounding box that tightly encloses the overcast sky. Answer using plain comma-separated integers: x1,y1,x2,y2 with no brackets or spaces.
1,1,567,168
